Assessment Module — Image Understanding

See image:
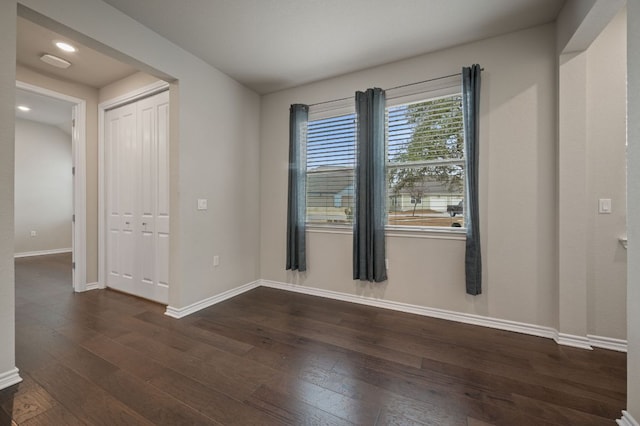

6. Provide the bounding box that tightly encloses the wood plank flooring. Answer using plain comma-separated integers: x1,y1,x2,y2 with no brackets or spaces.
0,253,626,425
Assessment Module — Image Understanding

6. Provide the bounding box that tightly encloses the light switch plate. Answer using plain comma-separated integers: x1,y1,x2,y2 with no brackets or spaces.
598,198,612,214
197,199,208,210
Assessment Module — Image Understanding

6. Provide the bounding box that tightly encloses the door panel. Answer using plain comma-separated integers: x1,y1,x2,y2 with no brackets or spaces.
108,229,119,276
104,90,169,304
158,233,170,288
158,102,170,217
139,102,155,218
140,230,155,284
106,103,136,290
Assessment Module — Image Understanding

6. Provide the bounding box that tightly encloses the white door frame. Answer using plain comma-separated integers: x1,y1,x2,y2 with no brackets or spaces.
16,81,88,292
98,80,170,290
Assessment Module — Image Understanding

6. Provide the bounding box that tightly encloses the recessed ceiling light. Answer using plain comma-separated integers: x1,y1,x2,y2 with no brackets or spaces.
55,41,76,52
40,54,72,69
17,106,31,112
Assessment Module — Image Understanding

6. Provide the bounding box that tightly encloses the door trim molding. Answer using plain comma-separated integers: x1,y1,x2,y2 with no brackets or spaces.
99,80,169,111
16,81,87,293
98,80,170,290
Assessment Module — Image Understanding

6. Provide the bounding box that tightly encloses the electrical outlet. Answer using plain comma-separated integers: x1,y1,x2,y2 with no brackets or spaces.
30,230,37,237
385,258,389,270
213,255,220,267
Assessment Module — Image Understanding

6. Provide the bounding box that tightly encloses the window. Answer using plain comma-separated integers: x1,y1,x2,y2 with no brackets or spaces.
305,113,356,224
305,79,466,229
386,93,465,228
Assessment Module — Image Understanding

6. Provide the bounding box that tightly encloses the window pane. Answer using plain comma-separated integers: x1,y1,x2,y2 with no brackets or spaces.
306,114,356,224
387,95,465,228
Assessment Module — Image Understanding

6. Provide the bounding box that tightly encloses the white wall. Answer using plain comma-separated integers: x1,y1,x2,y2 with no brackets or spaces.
627,0,640,420
260,24,558,327
0,0,18,385
14,119,72,255
18,0,261,309
585,8,627,340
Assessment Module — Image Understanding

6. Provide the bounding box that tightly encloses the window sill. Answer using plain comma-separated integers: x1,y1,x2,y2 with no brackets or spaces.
385,225,466,240
306,224,466,240
307,224,352,235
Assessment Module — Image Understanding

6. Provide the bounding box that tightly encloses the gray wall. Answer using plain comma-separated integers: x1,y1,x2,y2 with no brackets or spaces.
260,17,628,343
14,119,72,255
585,8,627,340
627,0,640,420
0,0,17,383
260,24,559,327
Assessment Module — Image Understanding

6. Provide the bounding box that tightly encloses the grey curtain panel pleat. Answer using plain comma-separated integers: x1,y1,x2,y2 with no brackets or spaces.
462,65,482,295
353,88,388,282
286,104,308,271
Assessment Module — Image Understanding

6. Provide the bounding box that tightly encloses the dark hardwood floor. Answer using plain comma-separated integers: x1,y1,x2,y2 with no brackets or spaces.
0,253,626,425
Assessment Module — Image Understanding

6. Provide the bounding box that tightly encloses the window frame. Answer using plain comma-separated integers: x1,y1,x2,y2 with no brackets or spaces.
305,75,467,238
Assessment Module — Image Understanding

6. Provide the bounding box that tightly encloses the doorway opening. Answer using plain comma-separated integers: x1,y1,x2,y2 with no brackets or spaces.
14,82,87,292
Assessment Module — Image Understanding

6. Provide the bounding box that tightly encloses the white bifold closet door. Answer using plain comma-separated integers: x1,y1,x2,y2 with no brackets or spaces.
105,90,170,304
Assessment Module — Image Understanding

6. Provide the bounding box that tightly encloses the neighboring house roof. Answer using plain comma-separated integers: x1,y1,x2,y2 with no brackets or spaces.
307,167,353,195
308,167,463,197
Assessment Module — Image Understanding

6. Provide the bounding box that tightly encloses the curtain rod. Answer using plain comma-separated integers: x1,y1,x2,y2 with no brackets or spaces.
307,68,484,108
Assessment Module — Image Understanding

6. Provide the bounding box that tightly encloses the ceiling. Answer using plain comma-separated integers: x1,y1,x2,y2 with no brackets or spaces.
17,16,138,89
16,16,140,130
15,88,74,135
102,0,566,94
16,1,566,95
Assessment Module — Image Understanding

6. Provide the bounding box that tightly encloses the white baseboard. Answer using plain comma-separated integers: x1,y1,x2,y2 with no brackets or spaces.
260,279,561,340
14,248,72,258
0,367,22,391
84,282,100,291
260,280,629,352
618,411,640,426
555,333,593,350
165,280,260,319
74,282,100,292
588,334,627,352
159,278,628,353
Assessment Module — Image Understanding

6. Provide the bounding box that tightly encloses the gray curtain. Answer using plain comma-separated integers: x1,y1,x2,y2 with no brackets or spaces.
462,65,481,295
353,88,387,282
286,104,308,271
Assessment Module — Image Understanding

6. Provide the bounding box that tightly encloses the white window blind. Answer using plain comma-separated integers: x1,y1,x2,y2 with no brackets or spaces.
303,79,466,230
386,93,466,228
305,113,356,224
